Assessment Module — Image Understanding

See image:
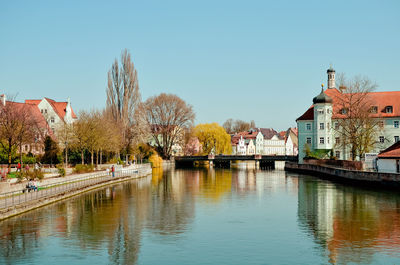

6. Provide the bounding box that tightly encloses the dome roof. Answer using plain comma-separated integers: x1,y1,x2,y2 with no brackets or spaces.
327,67,335,73
313,88,332,104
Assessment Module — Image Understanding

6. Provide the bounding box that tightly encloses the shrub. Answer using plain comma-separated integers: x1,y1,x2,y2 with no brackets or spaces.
74,164,95,174
33,169,44,180
15,172,25,182
149,153,163,168
57,165,66,177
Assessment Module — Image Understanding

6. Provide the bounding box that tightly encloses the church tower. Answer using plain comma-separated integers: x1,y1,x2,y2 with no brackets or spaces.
313,84,333,151
327,66,335,89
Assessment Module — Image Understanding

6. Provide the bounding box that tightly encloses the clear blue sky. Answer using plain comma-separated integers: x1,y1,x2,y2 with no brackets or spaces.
1,0,399,131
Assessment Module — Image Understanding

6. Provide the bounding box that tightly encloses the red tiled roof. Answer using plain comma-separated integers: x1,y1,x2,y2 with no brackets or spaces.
297,89,400,121
26,98,77,120
378,141,400,158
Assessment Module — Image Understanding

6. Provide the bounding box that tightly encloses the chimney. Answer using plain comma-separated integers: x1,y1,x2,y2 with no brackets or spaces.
0,94,6,106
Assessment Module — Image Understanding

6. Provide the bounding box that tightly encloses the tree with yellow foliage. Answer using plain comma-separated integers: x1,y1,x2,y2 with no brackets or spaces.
193,123,232,155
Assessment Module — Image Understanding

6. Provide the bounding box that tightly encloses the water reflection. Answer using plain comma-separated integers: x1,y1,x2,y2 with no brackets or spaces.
1,167,400,264
297,175,400,264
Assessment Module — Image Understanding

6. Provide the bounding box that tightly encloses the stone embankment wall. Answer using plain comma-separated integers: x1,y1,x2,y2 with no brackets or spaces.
285,162,400,186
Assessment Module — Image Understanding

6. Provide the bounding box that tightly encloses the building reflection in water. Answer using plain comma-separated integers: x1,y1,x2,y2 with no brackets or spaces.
297,175,400,264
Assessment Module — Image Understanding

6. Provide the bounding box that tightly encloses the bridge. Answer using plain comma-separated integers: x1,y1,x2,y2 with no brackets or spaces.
174,155,298,169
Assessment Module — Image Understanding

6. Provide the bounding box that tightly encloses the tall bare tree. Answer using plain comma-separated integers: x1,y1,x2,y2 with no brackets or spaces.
333,75,379,160
140,93,195,159
106,49,141,155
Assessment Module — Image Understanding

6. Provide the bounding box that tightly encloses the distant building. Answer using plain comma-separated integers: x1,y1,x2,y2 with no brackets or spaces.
297,67,400,163
377,141,400,173
231,130,263,155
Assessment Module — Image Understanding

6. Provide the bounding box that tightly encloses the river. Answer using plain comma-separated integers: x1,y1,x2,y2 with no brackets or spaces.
1,165,400,265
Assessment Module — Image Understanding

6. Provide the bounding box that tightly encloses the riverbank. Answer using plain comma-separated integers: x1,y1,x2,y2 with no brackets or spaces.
0,164,152,221
285,161,400,188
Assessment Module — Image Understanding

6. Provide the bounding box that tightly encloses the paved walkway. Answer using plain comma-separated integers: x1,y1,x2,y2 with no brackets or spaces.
0,164,151,210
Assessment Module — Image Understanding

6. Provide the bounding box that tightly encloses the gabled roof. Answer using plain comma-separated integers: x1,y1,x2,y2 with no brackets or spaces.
25,98,78,120
258,128,278,140
45,98,77,120
297,89,400,121
378,141,400,158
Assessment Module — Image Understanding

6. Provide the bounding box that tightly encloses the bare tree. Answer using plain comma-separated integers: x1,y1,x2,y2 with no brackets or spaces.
333,75,379,160
140,93,195,159
106,49,141,155
0,96,39,169
223,119,256,134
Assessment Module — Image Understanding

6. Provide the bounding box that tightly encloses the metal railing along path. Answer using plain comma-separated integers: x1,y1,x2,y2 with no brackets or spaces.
0,166,150,210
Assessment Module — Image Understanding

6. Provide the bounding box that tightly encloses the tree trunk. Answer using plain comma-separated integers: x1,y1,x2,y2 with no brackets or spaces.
19,141,23,165
91,149,94,165
100,150,103,165
8,138,12,171
81,150,84,165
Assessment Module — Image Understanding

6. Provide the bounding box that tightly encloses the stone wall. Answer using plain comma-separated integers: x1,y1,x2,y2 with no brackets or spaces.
304,158,363,170
285,162,400,185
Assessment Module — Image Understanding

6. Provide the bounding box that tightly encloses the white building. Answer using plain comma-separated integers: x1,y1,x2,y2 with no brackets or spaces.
297,67,400,163
25,97,77,133
263,135,285,155
377,141,400,173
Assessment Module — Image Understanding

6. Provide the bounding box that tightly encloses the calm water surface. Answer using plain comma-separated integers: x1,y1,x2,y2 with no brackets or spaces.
1,166,400,265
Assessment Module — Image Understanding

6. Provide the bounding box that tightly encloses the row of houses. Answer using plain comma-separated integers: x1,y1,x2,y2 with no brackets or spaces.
231,128,298,156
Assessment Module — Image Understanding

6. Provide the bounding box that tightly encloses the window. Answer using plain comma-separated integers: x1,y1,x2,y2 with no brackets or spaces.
334,122,339,130
319,123,324,130
394,121,399,128
306,137,311,144
320,137,324,144
335,151,340,159
335,137,340,144
318,109,324,114
327,123,330,130
340,108,348,115
41,109,43,113
370,106,378,113
386,106,393,113
378,121,384,128
379,136,384,143
395,136,399,143
45,109,47,114
306,123,311,131
327,137,330,144
50,117,55,123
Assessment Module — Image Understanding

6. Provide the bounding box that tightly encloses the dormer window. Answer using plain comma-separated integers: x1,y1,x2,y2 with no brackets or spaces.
370,106,378,113
385,106,393,113
340,108,348,115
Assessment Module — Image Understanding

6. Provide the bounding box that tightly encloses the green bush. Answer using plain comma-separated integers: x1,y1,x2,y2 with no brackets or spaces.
74,164,94,174
57,165,66,177
33,169,44,180
22,154,36,164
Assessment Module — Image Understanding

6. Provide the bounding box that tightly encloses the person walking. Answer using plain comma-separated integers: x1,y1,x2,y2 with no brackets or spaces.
17,162,21,172
111,165,115,178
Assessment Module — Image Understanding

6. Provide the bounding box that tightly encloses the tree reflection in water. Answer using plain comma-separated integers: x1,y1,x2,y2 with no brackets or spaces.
1,168,400,264
297,175,400,264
